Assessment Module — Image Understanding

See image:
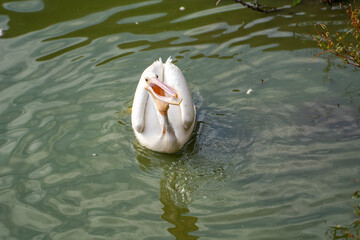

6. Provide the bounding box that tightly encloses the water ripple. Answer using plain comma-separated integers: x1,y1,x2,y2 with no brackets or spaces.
171,4,243,23
0,1,359,239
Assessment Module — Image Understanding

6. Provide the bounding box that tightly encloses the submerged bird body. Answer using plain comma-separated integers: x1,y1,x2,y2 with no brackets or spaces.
131,57,195,153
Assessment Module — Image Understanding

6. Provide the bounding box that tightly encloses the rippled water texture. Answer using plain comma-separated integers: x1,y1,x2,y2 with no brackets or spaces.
0,0,359,239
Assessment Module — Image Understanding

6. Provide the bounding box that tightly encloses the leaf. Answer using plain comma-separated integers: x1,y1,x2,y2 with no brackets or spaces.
291,0,303,7
353,190,360,199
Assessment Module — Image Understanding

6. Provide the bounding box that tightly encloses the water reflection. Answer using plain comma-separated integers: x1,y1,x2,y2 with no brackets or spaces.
134,147,199,239
1,0,346,66
160,168,199,240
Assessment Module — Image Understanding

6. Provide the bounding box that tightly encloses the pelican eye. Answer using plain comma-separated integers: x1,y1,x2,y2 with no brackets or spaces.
155,75,158,78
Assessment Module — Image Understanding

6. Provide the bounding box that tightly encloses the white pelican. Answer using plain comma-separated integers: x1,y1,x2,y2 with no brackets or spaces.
131,57,196,153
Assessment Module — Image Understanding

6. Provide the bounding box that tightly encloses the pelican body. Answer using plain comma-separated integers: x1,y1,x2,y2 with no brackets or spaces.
131,57,196,153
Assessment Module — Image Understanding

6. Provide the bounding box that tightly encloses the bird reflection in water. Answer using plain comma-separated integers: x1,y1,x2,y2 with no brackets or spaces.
160,174,199,240
134,147,199,240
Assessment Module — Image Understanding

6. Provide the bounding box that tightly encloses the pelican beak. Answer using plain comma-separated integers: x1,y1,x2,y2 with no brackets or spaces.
145,76,182,106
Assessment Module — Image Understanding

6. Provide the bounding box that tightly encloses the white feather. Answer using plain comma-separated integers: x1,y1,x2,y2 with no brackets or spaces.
131,58,196,153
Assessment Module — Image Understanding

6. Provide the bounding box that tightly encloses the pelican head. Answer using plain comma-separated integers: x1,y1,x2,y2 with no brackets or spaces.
143,73,182,115
131,57,196,153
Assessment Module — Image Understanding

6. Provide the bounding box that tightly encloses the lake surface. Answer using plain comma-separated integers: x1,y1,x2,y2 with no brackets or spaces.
0,0,359,239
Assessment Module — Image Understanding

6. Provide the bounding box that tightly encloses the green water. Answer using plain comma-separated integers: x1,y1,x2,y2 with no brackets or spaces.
0,0,359,239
